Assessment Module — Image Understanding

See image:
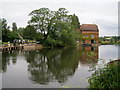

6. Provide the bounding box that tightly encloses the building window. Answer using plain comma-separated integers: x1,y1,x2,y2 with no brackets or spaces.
91,35,94,38
83,35,89,38
82,40,85,43
91,40,96,43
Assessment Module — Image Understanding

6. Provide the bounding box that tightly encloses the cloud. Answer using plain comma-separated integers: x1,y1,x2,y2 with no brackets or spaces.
96,20,118,36
0,0,118,36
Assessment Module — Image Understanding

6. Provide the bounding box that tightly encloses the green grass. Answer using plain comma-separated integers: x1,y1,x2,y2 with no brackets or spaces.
100,41,120,45
88,60,120,88
2,42,9,44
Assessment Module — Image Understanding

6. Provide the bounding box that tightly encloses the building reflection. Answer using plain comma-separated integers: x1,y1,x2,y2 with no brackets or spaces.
79,46,99,65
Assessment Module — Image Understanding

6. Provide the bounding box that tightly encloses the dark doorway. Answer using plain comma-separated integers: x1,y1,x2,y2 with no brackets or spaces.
91,40,95,43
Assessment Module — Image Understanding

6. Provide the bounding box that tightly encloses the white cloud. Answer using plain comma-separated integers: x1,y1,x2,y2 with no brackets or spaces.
0,0,118,36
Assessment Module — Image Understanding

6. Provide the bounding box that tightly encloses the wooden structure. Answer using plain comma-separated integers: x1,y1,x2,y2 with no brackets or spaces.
0,44,24,51
0,44,42,51
80,24,99,45
24,44,42,50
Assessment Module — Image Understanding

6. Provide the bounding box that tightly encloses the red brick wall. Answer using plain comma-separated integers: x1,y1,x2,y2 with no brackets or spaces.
85,40,91,44
81,30,99,44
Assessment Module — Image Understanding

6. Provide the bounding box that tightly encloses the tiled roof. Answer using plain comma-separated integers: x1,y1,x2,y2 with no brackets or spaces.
80,24,99,31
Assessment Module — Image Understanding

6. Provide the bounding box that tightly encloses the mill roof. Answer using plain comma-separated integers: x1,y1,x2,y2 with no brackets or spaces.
80,24,99,31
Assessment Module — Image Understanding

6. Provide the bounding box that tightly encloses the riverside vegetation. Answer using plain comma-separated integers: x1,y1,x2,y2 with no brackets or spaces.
99,36,120,45
1,8,120,46
88,59,120,88
1,8,80,47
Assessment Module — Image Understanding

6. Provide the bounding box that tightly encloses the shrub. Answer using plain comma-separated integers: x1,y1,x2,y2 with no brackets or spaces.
88,60,120,88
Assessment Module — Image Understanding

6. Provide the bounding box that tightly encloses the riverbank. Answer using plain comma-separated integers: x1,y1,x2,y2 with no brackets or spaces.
88,59,120,88
100,41,120,45
0,43,43,51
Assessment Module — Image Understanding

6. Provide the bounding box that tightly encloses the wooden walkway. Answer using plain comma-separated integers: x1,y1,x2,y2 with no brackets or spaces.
0,44,24,51
0,44,42,51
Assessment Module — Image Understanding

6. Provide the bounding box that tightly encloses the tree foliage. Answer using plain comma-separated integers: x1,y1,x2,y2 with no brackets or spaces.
12,22,17,32
28,8,80,46
22,25,37,40
1,18,10,42
1,8,80,47
1,18,19,42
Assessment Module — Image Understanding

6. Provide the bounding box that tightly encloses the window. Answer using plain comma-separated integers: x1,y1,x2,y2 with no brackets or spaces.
91,40,96,43
91,35,94,38
83,35,89,38
82,40,85,43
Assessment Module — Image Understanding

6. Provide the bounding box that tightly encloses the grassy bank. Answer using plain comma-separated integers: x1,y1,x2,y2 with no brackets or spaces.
88,59,120,88
100,41,120,45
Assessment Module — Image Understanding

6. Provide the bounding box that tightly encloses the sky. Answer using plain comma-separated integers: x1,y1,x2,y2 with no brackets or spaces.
0,0,119,36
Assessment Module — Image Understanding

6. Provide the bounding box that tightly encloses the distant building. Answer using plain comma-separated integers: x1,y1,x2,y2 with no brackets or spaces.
80,24,99,45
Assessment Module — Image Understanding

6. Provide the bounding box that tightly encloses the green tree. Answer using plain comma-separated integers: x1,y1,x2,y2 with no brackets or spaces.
28,8,80,46
22,25,37,40
1,18,10,42
28,8,51,38
12,22,17,32
71,14,80,29
8,31,19,42
17,27,24,36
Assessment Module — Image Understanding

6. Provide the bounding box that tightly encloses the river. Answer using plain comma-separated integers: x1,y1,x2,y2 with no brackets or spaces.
1,45,119,88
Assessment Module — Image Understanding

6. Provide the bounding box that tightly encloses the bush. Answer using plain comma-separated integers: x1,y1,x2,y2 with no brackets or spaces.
88,60,120,88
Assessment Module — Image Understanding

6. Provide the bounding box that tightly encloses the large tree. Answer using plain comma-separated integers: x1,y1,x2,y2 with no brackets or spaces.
22,25,37,40
28,8,51,38
71,14,80,29
12,22,17,32
28,8,80,46
1,18,10,42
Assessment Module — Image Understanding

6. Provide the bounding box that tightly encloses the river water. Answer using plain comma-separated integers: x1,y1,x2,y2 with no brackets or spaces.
1,45,119,88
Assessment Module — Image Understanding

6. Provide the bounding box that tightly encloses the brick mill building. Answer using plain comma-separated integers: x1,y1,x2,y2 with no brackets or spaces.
80,24,99,45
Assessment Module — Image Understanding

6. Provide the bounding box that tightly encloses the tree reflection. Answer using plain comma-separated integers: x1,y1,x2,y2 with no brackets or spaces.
24,50,53,85
2,46,99,85
47,48,80,83
2,51,18,72
25,48,80,84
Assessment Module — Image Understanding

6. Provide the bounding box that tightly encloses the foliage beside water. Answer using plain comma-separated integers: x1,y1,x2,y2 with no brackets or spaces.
99,36,120,45
1,8,80,47
88,60,120,88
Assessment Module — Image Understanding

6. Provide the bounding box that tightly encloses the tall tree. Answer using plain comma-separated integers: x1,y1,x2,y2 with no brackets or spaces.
1,18,10,42
28,8,80,46
22,25,37,40
12,22,17,31
71,14,80,29
28,8,50,37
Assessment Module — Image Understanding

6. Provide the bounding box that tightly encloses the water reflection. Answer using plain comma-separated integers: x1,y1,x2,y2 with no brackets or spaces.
2,51,18,72
79,46,98,65
25,48,80,84
2,46,99,86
